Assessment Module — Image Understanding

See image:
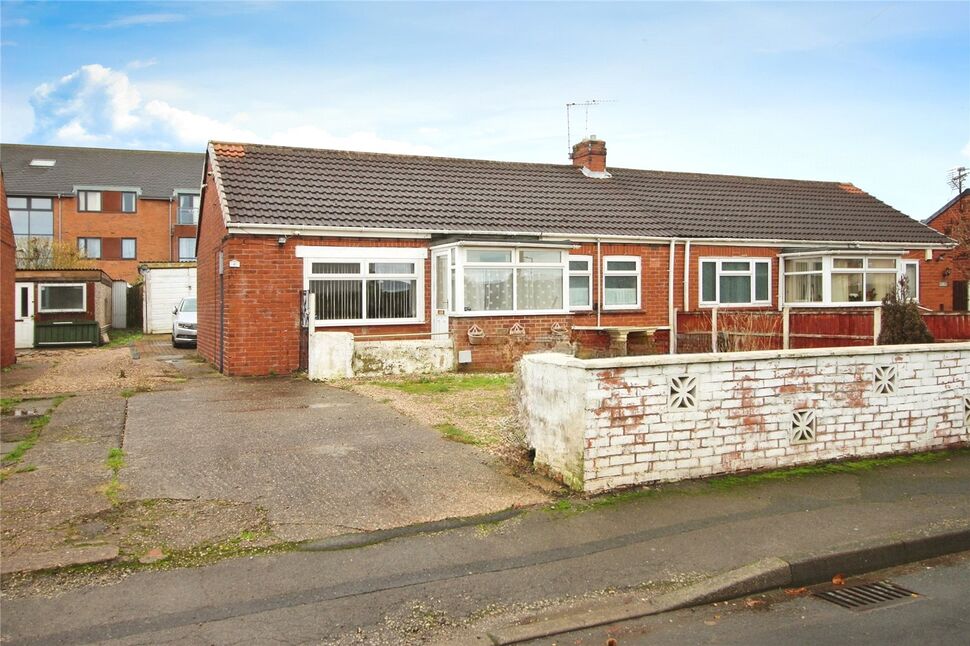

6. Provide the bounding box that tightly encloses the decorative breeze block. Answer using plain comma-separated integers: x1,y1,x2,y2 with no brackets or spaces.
873,365,897,395
790,409,817,444
668,376,697,410
964,396,970,428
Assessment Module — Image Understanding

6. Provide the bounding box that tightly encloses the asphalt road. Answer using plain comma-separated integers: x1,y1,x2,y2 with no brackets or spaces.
2,453,969,645
550,551,970,646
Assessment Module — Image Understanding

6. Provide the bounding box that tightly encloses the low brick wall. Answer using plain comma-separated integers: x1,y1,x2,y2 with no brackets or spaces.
519,343,970,492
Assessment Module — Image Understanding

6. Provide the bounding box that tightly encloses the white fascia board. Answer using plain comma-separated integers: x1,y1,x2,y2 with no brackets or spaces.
295,245,428,260
172,187,201,196
687,238,953,250
429,240,579,250
778,249,905,258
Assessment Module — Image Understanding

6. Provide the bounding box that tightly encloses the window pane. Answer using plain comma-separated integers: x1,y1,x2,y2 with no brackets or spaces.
7,197,27,209
519,249,561,263
569,259,590,272
89,239,101,259
722,261,750,272
701,262,716,302
29,211,53,235
517,267,563,310
122,192,136,212
122,239,136,259
83,191,102,211
868,258,896,269
831,273,864,302
719,275,751,303
10,211,29,235
569,275,590,307
369,262,414,274
178,238,196,260
866,272,896,302
31,197,52,210
366,279,416,319
904,264,918,299
786,258,822,273
464,268,513,311
41,285,84,311
178,194,199,224
604,275,637,306
311,262,359,274
310,279,362,320
606,260,637,272
785,274,823,302
755,262,769,301
834,258,863,269
435,254,449,310
466,249,511,263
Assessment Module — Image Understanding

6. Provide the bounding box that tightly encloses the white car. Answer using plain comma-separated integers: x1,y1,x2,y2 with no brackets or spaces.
172,297,197,347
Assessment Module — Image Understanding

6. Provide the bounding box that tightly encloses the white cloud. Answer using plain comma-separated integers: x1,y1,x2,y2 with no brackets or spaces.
79,13,186,30
26,64,433,155
126,58,158,70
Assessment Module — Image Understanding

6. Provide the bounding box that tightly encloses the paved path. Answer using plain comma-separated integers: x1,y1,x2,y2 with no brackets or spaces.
122,376,546,542
2,451,968,645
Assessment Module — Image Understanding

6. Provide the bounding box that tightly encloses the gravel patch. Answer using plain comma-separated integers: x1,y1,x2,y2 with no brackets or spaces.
6,348,181,398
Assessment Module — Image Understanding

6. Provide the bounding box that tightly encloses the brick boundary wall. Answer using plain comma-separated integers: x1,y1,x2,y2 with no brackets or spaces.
519,343,970,493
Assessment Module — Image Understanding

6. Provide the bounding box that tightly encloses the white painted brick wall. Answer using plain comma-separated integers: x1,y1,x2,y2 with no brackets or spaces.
519,343,970,493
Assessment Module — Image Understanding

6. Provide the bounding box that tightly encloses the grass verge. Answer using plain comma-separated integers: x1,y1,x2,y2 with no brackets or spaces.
372,373,511,395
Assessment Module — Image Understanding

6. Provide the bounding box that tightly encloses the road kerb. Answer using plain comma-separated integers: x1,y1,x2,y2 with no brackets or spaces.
485,525,970,645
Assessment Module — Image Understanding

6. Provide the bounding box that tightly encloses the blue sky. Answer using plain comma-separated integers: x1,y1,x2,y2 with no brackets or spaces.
1,1,968,219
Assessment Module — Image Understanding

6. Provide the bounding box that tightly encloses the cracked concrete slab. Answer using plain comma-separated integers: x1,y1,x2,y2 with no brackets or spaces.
122,377,547,543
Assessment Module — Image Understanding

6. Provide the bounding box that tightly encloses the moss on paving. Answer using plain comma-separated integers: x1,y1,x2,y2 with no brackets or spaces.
1,395,70,468
104,328,144,348
434,422,487,446
1,397,23,415
546,448,970,516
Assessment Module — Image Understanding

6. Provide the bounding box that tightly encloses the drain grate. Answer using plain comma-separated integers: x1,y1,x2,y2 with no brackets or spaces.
814,580,919,611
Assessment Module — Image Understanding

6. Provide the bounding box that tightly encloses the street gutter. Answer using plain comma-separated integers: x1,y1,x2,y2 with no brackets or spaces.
486,525,970,645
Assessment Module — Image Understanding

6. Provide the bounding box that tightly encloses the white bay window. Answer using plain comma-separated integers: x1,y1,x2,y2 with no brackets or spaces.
458,246,567,314
782,253,914,306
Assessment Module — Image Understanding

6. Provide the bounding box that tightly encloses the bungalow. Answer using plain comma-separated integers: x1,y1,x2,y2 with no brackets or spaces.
196,138,953,376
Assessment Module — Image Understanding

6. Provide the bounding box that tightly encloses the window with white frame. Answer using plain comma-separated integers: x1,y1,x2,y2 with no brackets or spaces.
121,238,137,260
699,258,770,306
568,255,593,309
39,283,86,313
77,237,102,259
783,254,909,306
121,191,137,213
903,261,919,301
603,256,640,309
307,256,422,324
461,247,565,313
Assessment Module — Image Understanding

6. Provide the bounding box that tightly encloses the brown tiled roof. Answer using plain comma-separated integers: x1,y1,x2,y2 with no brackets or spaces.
210,142,949,245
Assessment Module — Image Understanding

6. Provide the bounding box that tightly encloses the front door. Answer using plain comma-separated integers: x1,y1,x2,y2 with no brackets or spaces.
15,282,34,348
431,250,450,339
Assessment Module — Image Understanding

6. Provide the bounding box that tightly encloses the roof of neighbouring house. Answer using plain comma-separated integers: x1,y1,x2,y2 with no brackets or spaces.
0,144,205,199
206,141,950,245
925,188,969,225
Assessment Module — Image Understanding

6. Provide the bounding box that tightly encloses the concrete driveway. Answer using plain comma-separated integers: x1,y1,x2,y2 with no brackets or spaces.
122,376,546,542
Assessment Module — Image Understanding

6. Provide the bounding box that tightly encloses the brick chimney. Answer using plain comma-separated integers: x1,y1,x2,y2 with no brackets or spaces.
571,136,607,173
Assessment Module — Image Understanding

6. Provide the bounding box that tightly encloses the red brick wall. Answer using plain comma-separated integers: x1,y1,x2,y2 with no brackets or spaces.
922,192,968,311
0,172,16,368
58,194,173,282
196,165,228,371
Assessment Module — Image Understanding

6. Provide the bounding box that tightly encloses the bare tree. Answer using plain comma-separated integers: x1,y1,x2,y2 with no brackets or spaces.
16,238,97,270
